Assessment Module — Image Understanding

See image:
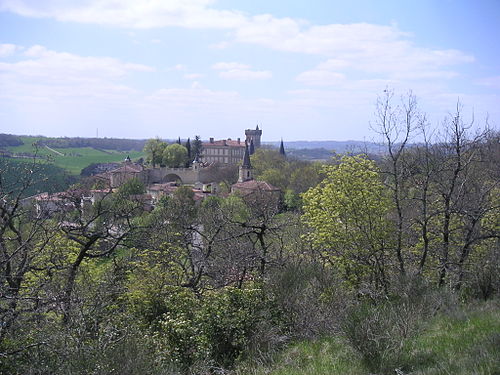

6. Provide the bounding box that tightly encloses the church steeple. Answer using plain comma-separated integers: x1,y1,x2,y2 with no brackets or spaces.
279,139,286,157
239,142,253,182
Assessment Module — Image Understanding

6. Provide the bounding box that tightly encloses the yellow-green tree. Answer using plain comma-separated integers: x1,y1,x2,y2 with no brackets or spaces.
302,155,393,288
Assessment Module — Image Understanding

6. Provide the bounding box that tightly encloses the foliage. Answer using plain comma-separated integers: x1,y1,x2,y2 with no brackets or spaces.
163,143,188,168
192,135,202,159
0,158,77,197
236,299,500,375
2,97,499,375
143,137,167,168
134,285,268,369
250,148,323,210
302,155,393,287
116,177,146,197
0,133,23,147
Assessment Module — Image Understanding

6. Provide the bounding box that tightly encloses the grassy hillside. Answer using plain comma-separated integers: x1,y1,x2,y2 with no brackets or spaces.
239,300,500,375
5,136,144,175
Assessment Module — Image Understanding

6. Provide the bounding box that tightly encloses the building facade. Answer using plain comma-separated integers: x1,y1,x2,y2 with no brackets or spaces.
201,138,246,164
201,126,263,164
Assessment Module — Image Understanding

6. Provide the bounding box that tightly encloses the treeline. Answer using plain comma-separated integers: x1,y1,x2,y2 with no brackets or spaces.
143,136,202,167
0,133,23,147
0,93,498,374
38,136,147,151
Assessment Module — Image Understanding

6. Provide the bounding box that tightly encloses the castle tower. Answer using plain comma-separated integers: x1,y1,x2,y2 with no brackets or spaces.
238,143,253,182
245,125,262,148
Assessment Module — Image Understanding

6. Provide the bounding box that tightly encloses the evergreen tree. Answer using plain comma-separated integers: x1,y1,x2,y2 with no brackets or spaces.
185,138,192,167
192,135,203,159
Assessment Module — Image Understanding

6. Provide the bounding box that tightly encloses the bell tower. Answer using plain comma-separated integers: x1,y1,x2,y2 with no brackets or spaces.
238,143,253,182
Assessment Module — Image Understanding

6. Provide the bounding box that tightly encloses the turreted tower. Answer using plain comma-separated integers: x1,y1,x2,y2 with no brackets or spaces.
245,125,262,148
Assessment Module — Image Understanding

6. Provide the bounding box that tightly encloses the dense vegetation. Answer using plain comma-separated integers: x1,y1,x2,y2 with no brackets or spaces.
0,94,498,374
0,134,23,147
0,158,77,197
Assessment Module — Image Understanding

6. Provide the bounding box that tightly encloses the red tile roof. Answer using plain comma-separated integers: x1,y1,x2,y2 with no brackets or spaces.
232,180,280,192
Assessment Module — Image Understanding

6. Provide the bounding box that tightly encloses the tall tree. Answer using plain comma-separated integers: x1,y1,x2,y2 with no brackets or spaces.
373,90,424,275
163,144,188,168
302,155,393,289
143,138,166,168
185,138,192,166
192,135,203,160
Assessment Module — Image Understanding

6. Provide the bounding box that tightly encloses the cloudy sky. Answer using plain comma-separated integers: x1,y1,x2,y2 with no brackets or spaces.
0,0,499,141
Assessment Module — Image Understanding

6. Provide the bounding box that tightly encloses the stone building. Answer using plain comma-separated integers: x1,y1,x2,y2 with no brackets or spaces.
201,138,246,164
245,125,262,148
201,125,263,165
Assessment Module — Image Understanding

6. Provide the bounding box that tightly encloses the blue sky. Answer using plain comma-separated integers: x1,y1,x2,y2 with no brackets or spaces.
0,0,499,141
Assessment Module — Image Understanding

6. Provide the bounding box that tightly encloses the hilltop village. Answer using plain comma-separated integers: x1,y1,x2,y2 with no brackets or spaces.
23,126,285,217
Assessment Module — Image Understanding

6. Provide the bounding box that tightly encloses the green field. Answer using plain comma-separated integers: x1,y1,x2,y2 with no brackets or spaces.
5,136,145,175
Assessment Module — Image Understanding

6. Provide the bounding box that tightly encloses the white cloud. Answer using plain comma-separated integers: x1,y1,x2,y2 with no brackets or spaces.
476,76,500,89
169,64,187,71
212,62,250,70
0,1,474,83
0,0,246,29
209,41,230,49
296,70,345,86
219,69,272,80
184,73,203,80
0,43,19,57
0,44,153,104
212,61,271,80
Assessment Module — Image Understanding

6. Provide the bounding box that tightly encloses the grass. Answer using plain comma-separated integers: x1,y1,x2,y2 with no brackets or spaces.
237,336,367,375
237,300,500,375
403,300,500,375
5,137,144,175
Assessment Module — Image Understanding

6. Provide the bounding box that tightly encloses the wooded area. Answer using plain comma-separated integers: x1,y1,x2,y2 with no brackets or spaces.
1,94,498,374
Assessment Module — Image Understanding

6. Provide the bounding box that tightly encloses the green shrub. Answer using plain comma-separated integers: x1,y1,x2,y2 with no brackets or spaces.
342,277,455,373
152,287,269,370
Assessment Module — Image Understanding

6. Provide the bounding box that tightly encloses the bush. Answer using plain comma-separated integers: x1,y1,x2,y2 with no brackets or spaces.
269,262,350,338
342,276,456,373
152,287,271,370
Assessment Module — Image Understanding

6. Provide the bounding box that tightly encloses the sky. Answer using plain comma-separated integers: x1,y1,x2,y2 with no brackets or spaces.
0,0,499,141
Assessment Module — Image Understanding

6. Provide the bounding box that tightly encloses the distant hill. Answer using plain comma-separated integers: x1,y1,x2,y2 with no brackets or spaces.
0,158,77,197
0,133,23,147
262,140,386,161
2,135,145,175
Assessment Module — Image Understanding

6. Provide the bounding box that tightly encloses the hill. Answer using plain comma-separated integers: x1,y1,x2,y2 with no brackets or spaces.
1,135,145,175
264,140,385,154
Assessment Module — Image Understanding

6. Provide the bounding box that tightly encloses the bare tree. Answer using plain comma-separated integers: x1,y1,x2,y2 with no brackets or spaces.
373,89,424,275
0,159,60,355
